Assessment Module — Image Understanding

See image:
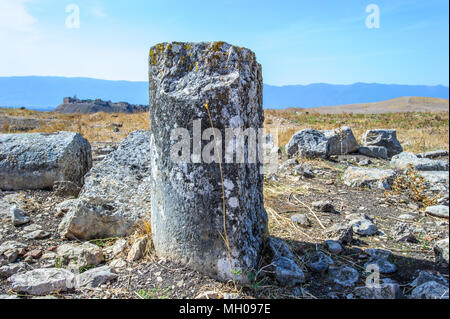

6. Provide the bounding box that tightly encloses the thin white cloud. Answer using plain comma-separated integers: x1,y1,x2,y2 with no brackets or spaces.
0,0,37,33
90,5,107,18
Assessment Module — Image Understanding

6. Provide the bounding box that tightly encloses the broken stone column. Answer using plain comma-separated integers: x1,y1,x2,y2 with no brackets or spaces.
149,42,268,282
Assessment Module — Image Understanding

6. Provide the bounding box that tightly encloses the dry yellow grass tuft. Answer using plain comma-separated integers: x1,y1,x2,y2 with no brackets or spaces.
0,108,149,143
385,165,439,208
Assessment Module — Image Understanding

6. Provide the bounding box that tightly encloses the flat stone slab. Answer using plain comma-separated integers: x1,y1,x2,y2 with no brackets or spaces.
8,268,75,296
417,150,449,159
418,171,449,184
75,266,117,288
391,152,449,171
342,166,396,189
425,205,449,219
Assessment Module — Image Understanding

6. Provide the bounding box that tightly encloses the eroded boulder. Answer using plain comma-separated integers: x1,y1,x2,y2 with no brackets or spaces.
361,129,403,158
286,126,359,158
58,131,151,240
0,132,91,190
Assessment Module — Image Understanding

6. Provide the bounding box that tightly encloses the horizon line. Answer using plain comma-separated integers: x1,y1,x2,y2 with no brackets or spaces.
0,75,448,88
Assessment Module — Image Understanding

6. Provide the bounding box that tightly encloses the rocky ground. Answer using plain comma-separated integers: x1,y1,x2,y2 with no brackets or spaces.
0,136,448,299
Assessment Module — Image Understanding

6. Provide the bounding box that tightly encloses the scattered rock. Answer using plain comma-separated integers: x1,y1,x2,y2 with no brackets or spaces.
10,205,30,226
410,281,449,299
0,132,92,190
364,248,393,260
103,239,128,259
286,126,359,159
361,129,403,158
23,230,51,240
271,256,305,287
0,241,26,263
24,249,43,260
75,266,118,288
267,237,295,260
410,271,448,288
324,240,343,254
391,152,449,171
425,205,449,219
325,224,353,245
323,126,359,156
286,129,329,159
0,262,28,278
312,200,335,213
350,218,378,236
109,258,127,271
398,213,416,221
328,265,359,287
306,251,334,273
358,158,371,166
56,242,104,270
438,193,449,206
266,237,304,286
278,159,299,171
434,238,449,266
342,166,396,190
290,214,310,227
293,164,315,178
364,249,397,274
127,237,147,262
393,223,418,243
58,130,151,240
8,268,75,295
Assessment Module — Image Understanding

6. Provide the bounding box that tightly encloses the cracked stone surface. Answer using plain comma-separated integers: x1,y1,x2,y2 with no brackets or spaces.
149,42,268,282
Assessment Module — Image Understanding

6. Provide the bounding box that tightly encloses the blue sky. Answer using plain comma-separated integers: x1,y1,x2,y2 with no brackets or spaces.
0,0,448,86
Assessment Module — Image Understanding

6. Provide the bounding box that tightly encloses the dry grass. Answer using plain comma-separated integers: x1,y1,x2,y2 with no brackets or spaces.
0,108,149,143
265,110,449,154
1,107,448,154
385,165,439,209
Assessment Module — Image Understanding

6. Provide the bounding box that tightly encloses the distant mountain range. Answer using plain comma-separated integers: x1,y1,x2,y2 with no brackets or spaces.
0,76,448,111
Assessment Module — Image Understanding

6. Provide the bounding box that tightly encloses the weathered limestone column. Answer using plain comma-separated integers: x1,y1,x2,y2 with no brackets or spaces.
149,42,268,282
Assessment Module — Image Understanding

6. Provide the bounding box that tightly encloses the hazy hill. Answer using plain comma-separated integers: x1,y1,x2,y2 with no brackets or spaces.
280,96,449,114
263,83,449,108
0,76,448,110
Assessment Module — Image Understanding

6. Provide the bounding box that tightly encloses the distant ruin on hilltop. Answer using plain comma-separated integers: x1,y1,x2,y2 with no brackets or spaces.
55,97,149,114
